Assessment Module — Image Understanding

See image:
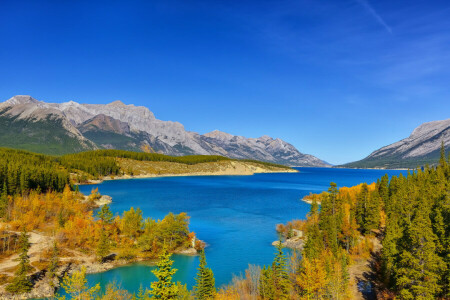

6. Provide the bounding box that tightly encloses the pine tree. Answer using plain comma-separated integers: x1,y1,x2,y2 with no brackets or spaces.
396,207,445,299
149,247,179,299
97,203,114,224
319,183,342,254
308,199,320,218
6,228,33,294
96,229,110,263
303,221,324,259
136,285,149,300
193,250,216,299
272,242,290,299
378,174,389,206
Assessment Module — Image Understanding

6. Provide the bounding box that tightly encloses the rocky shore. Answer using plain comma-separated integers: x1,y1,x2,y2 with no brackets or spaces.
272,230,305,250
0,245,199,299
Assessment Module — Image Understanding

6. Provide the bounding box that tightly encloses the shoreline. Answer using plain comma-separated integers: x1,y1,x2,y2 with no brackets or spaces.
0,234,199,299
301,197,315,205
332,166,410,171
82,166,299,185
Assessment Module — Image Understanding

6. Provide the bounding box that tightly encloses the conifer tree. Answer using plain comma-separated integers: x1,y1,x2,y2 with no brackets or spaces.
303,199,324,259
6,228,32,294
272,242,290,299
319,182,341,255
149,247,179,299
378,174,389,205
136,285,149,300
396,207,445,299
97,203,114,225
259,266,274,300
96,229,110,263
193,250,216,299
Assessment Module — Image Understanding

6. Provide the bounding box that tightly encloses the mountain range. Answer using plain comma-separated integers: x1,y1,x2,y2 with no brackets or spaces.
343,118,450,169
0,95,330,167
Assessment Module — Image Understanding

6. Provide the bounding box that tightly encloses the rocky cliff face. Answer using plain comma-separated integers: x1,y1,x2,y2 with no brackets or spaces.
343,119,450,169
0,95,330,166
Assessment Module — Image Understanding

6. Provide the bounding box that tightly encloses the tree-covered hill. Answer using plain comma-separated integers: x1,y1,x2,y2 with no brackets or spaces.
0,148,292,197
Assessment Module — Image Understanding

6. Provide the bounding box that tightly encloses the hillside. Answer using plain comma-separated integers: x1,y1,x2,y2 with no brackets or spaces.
0,96,96,155
0,95,330,167
0,148,296,193
342,119,450,169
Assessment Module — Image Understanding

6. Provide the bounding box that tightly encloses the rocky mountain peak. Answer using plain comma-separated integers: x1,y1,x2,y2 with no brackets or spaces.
204,130,234,141
343,118,450,168
0,95,331,167
78,114,131,135
108,100,127,107
259,135,273,141
410,119,450,138
5,95,39,106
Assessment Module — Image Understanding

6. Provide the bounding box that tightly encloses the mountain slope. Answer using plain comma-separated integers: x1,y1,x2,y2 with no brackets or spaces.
0,95,330,166
201,130,330,167
0,96,96,155
343,119,450,169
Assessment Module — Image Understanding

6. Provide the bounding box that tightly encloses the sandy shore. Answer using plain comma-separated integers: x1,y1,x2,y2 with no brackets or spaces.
83,160,298,184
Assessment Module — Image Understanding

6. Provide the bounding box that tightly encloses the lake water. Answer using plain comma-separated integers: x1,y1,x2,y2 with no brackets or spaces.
78,167,405,294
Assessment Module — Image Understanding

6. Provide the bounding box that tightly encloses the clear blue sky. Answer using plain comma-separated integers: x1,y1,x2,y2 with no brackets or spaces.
1,0,449,164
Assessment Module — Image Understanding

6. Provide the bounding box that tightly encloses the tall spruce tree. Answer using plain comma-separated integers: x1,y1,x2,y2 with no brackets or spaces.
6,228,32,294
272,242,290,299
97,204,114,224
149,247,179,299
96,229,110,263
193,250,216,299
319,183,341,255
396,206,445,299
303,199,324,259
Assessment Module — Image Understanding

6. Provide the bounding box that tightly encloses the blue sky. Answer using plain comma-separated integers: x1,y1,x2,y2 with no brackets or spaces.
1,0,449,164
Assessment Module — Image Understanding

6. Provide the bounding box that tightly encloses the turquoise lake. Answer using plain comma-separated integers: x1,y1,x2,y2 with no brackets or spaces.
78,167,405,293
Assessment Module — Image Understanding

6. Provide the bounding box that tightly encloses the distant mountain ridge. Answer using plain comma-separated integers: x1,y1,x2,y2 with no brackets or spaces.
0,95,330,167
342,119,450,169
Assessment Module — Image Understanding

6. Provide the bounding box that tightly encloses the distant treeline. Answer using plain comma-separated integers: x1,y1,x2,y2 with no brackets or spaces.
67,149,230,164
0,148,290,196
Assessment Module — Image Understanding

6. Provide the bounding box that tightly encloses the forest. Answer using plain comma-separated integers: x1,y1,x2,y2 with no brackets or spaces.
0,147,291,192
220,144,449,299
1,145,449,299
0,147,203,297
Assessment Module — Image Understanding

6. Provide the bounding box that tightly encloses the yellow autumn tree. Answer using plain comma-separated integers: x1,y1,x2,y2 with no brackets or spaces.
296,256,327,299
